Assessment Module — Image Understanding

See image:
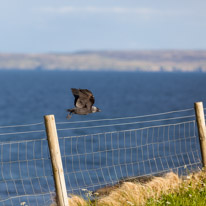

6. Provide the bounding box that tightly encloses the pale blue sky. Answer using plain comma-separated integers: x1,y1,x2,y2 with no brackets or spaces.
1,0,206,53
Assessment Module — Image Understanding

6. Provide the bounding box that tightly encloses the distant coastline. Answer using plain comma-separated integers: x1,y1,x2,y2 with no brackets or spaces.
0,50,206,72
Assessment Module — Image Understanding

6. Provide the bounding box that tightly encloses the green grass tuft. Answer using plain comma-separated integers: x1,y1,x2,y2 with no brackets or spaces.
146,171,206,206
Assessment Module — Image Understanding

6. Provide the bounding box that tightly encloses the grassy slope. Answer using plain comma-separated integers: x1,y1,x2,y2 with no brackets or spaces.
59,170,206,206
146,170,206,206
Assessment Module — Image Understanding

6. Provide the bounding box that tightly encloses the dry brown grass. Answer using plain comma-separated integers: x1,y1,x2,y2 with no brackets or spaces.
50,194,87,206
63,172,180,206
97,172,180,206
51,170,206,206
182,168,206,190
67,195,88,206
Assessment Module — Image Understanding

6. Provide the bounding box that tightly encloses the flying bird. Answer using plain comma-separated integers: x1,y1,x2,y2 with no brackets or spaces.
67,88,101,119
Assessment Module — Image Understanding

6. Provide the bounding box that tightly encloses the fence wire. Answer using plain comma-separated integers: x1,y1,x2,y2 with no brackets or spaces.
0,108,203,205
58,117,201,196
0,126,55,206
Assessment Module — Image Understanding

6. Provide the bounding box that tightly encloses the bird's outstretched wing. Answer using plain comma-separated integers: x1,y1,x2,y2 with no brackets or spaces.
80,89,95,109
71,88,95,109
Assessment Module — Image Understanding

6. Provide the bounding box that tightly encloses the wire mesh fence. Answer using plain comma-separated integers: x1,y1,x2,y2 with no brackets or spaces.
0,107,204,205
0,124,55,206
59,119,201,197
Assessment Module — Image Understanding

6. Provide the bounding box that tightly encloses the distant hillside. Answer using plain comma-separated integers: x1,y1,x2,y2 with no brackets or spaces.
0,50,206,72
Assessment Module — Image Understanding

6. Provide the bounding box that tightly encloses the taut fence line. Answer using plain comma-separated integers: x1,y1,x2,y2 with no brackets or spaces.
0,101,205,206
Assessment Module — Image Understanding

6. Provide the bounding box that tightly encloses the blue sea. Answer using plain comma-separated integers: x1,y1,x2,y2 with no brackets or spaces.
0,70,205,205
0,70,205,140
0,71,206,127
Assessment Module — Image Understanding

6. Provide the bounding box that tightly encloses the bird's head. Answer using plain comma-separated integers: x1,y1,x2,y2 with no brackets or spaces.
92,106,101,113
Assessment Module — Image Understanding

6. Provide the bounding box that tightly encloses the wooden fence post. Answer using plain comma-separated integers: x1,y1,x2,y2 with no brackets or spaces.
194,102,206,168
44,115,69,206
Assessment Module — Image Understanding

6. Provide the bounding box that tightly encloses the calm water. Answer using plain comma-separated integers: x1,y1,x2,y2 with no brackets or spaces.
0,71,205,126
0,70,206,139
0,71,205,205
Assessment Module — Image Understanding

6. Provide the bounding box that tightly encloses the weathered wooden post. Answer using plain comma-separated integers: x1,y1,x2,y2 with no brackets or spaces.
194,102,206,168
44,115,69,206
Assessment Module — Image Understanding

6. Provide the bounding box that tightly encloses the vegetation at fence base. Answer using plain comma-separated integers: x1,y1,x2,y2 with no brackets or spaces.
60,172,179,206
56,169,206,206
94,172,180,206
146,169,206,206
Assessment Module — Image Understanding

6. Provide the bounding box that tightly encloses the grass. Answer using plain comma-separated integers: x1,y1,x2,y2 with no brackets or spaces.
146,185,206,206
95,172,180,206
51,169,206,206
146,169,206,206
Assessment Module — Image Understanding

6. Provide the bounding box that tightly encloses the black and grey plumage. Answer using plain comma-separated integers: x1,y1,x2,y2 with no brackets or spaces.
67,88,101,119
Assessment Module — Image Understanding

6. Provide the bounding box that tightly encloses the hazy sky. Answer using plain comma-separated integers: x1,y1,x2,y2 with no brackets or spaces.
1,0,206,53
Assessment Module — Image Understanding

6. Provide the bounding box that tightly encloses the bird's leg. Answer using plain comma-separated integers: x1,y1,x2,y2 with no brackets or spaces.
66,113,72,120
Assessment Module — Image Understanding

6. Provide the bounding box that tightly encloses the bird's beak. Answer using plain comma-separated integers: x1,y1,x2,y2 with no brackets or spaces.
97,108,101,112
